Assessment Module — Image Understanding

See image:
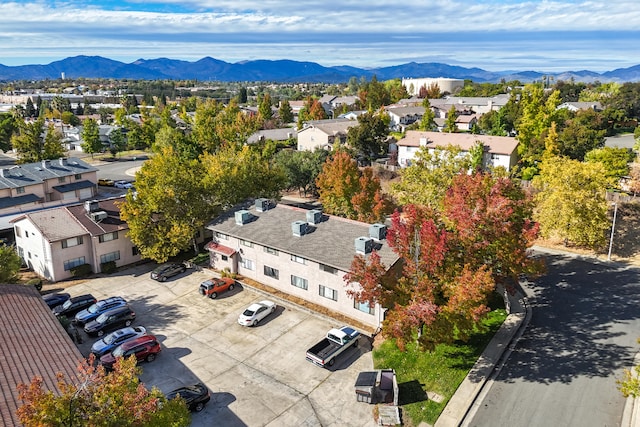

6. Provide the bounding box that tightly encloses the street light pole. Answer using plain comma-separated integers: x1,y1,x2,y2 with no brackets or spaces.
607,202,618,261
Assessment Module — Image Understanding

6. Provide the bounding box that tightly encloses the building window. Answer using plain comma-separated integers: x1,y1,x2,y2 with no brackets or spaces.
291,275,308,290
16,187,25,194
75,174,82,180
62,236,83,249
100,251,120,264
354,300,375,315
264,266,279,279
25,231,29,238
264,246,279,255
319,263,338,274
15,226,21,237
98,231,118,243
64,256,86,271
215,232,228,240
17,246,24,259
132,246,139,256
240,257,255,271
291,255,306,265
58,177,66,183
221,255,228,261
240,239,253,248
319,285,338,301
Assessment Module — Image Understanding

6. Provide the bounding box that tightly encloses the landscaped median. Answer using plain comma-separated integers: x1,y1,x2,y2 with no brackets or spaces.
372,291,509,426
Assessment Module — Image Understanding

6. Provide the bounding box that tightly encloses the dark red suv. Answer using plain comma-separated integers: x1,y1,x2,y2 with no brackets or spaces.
99,335,161,369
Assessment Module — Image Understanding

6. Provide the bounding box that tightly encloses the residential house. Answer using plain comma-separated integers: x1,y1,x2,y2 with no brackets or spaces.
296,119,359,151
0,157,98,234
396,131,519,171
385,105,426,131
557,101,603,112
205,201,401,330
12,197,142,282
433,113,478,132
319,95,360,118
0,285,82,426
247,127,296,144
428,94,510,116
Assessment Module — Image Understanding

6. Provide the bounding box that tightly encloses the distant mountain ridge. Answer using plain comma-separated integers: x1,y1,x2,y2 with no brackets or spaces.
1,55,639,83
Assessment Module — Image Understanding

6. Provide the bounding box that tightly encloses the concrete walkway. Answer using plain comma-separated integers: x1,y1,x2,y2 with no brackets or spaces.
434,282,531,427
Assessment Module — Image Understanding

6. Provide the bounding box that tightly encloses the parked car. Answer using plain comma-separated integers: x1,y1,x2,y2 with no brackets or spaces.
150,263,186,282
199,277,235,299
53,294,97,318
74,296,127,325
42,292,70,309
84,305,136,337
114,180,134,189
166,383,211,412
237,300,276,326
98,178,115,186
91,326,147,358
99,335,161,369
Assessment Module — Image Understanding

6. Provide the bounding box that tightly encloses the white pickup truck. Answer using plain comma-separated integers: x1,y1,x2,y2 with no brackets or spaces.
305,326,360,367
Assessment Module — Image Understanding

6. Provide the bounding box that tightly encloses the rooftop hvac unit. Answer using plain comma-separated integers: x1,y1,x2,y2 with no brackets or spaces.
369,223,387,241
355,236,374,254
235,210,252,225
255,198,270,212
84,200,100,213
292,220,307,236
90,211,108,222
306,209,322,225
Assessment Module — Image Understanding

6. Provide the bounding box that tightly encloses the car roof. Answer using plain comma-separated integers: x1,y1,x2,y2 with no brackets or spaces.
70,294,95,302
120,334,156,350
43,292,69,300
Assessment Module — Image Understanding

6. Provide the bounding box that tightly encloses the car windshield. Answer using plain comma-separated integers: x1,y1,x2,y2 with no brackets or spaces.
243,309,255,316
96,313,108,323
87,303,99,314
112,345,125,357
103,332,118,345
61,299,72,309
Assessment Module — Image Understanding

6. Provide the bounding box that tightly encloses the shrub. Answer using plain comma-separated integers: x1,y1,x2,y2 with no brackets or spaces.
27,278,43,292
100,261,117,274
70,263,92,278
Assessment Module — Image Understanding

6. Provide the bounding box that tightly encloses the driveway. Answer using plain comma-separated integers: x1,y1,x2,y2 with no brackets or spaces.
63,264,379,427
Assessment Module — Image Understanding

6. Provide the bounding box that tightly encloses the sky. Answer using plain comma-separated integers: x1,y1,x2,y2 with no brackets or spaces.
1,1,640,73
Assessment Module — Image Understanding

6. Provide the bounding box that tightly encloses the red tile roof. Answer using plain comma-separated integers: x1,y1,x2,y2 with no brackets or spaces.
205,241,237,256
0,285,83,427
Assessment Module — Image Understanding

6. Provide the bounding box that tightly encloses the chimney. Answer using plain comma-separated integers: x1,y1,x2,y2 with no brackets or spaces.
84,200,100,213
355,237,374,254
59,158,68,166
0,169,8,178
42,159,50,169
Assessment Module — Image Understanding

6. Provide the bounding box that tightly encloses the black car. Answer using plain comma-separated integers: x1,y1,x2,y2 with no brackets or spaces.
42,292,70,309
84,305,136,337
150,263,186,282
53,294,97,318
74,296,127,325
166,383,211,412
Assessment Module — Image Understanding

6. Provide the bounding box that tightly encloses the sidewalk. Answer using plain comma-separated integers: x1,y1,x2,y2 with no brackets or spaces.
434,282,531,427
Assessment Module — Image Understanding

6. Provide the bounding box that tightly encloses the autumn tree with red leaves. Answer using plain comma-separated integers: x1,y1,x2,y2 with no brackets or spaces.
17,355,190,427
345,172,542,350
316,150,391,222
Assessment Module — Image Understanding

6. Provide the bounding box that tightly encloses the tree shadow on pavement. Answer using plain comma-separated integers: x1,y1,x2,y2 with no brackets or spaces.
494,253,640,385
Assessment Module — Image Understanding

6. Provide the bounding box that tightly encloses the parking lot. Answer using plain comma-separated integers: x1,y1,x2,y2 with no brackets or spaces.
62,263,379,427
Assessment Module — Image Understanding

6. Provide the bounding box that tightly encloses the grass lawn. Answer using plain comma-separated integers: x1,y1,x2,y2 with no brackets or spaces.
372,292,508,426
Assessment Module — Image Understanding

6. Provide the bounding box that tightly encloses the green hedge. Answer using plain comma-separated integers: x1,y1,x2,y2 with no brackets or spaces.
100,261,117,274
70,263,92,277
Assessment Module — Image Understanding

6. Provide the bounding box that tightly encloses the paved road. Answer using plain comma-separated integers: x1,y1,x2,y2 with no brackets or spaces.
466,254,640,427
95,157,146,182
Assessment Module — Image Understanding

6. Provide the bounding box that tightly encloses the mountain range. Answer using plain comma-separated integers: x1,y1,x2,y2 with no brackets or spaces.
1,55,640,83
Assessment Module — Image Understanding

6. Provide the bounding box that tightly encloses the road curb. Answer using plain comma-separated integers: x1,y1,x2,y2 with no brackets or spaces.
621,352,640,427
435,283,532,427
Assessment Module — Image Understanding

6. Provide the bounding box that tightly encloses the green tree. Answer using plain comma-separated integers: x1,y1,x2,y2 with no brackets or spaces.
359,76,390,111
533,156,613,249
17,355,190,427
274,148,329,196
25,98,36,118
0,112,16,152
42,125,66,160
443,105,458,133
418,100,436,131
258,93,273,122
12,118,45,163
346,112,388,163
468,141,485,171
192,99,223,152
584,146,634,181
278,99,294,124
80,118,103,158
316,150,362,218
119,147,215,262
108,127,127,157
391,145,472,209
0,244,21,282
556,109,606,161
237,87,248,104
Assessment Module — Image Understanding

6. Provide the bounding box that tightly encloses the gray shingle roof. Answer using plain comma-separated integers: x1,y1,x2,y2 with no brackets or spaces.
0,193,42,209
51,180,95,193
207,202,400,272
23,207,87,242
0,157,97,190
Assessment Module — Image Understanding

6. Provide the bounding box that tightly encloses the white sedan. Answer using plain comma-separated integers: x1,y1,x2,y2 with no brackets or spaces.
114,180,134,189
238,300,277,326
